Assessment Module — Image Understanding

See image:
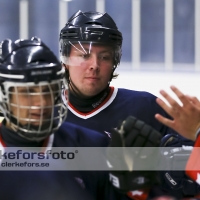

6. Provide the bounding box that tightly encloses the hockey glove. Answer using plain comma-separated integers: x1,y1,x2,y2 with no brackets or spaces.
107,116,162,193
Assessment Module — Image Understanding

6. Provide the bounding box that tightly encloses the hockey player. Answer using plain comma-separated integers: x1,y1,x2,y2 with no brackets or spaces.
59,10,198,199
0,36,108,200
59,10,170,137
0,36,124,200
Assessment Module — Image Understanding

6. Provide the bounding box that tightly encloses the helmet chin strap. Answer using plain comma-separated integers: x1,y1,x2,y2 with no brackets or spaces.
110,66,116,82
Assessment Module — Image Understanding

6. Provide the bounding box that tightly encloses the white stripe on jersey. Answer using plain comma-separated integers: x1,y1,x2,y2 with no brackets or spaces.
63,87,118,119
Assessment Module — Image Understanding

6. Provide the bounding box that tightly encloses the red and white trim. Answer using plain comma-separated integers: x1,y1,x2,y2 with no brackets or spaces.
62,87,118,119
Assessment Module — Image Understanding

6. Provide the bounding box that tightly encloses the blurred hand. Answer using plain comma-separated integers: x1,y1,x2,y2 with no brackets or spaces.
155,85,200,141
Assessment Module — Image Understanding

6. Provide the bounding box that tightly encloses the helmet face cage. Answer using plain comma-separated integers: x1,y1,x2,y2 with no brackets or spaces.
0,80,67,141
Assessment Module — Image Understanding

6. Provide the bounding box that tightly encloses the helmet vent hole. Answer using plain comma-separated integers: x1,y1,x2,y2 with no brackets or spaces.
85,22,102,26
62,31,78,39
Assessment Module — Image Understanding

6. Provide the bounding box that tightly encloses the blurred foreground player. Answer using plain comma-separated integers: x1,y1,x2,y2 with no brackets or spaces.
0,36,109,200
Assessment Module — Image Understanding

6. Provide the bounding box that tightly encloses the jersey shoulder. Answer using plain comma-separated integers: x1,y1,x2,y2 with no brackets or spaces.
114,88,158,112
117,88,156,99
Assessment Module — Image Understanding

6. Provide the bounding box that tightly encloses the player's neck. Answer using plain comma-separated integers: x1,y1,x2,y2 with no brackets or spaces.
69,86,110,113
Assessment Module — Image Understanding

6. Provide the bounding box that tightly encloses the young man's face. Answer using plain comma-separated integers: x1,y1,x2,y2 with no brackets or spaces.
66,43,114,97
9,85,54,127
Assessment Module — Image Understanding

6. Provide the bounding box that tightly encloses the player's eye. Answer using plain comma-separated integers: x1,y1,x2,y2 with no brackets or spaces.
42,87,51,93
17,88,29,94
99,53,113,61
79,53,90,59
28,88,36,93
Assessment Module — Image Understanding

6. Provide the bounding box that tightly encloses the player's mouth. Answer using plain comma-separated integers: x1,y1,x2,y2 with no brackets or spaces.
30,112,50,120
85,77,100,81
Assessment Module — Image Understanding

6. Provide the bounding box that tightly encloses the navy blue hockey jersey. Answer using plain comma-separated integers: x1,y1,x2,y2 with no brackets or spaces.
64,87,175,137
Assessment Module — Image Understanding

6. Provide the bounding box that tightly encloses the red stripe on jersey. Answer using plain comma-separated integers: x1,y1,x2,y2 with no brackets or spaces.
185,134,200,184
0,133,6,147
127,189,150,200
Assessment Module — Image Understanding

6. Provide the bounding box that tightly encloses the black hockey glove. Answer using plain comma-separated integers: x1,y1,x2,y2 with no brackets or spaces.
159,134,200,199
106,116,162,193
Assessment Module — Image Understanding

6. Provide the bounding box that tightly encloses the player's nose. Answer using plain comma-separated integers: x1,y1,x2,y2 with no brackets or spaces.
88,54,100,70
32,93,49,107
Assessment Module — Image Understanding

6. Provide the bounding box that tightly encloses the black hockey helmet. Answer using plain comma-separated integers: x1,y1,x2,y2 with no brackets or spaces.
0,37,63,83
0,37,67,141
59,10,123,67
